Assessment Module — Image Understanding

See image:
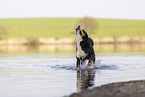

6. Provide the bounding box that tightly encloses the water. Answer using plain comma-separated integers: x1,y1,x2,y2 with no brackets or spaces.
0,45,145,97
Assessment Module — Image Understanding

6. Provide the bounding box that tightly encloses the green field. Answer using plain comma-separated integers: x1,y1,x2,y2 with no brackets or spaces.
0,18,145,39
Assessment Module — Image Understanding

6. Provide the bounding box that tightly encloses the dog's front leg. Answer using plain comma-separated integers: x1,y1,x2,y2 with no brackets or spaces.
88,60,92,68
88,54,94,68
77,57,80,68
92,54,95,64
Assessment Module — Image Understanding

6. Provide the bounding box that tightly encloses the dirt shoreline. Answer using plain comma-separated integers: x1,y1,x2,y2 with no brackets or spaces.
69,80,145,97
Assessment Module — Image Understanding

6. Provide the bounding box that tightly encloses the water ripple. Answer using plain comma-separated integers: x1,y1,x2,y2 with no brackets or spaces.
50,60,118,71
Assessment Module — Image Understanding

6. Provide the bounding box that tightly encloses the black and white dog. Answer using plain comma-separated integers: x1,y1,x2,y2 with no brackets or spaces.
76,26,95,68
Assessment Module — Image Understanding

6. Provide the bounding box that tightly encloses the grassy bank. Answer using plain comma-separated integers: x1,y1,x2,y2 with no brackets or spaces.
0,18,145,39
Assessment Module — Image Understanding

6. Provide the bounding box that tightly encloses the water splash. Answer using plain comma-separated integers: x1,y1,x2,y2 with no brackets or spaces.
51,60,118,71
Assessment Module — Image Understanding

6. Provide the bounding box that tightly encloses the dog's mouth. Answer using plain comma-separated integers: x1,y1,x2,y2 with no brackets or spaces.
76,26,85,37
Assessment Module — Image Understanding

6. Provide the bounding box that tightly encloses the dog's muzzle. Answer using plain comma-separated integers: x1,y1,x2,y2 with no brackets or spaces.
76,25,82,32
75,26,85,37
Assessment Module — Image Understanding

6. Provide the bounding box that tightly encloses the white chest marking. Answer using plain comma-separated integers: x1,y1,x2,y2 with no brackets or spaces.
76,31,87,59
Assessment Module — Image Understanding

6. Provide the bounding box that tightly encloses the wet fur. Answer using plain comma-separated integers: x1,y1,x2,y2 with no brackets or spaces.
76,27,95,68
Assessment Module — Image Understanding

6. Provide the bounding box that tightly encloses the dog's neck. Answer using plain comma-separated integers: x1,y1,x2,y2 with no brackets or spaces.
76,30,87,59
76,31,82,46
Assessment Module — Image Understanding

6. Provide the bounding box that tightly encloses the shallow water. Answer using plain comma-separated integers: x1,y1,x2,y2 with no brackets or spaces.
0,52,145,97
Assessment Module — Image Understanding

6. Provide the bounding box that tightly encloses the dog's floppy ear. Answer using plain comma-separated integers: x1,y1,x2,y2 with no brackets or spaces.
81,30,85,37
82,29,88,38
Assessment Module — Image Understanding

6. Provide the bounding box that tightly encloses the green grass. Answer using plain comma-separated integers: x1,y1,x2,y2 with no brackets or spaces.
95,19,145,38
0,18,145,39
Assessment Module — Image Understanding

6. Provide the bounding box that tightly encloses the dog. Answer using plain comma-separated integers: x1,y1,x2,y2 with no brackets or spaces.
76,26,95,68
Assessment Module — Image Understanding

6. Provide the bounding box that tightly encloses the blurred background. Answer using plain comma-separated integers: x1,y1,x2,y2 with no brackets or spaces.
0,0,145,53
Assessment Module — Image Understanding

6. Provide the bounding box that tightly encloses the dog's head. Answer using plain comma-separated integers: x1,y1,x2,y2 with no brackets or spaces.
75,26,88,39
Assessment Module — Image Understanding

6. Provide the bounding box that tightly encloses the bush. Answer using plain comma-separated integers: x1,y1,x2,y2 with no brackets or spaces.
26,35,40,46
0,27,8,40
76,17,98,33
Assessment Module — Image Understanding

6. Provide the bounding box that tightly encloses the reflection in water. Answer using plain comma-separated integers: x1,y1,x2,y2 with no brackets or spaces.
77,70,96,91
97,43,145,52
0,45,75,53
27,45,39,52
0,44,145,53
